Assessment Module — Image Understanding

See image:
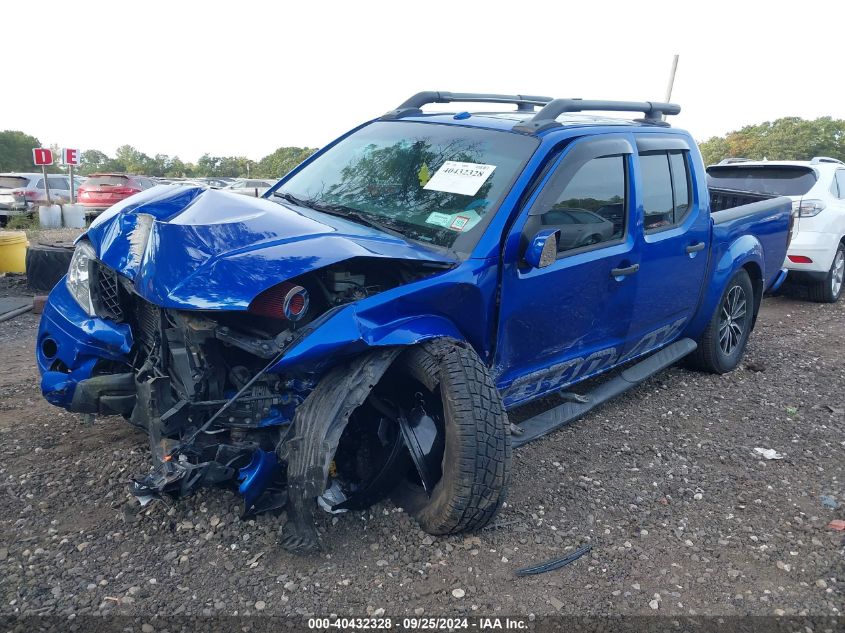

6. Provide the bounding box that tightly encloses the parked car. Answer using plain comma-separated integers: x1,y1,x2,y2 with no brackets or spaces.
223,178,276,197
0,173,74,222
544,207,616,249
707,157,845,302
36,92,792,554
76,174,157,216
200,177,235,188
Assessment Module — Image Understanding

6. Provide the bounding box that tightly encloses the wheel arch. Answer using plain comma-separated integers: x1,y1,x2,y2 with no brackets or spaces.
741,260,764,326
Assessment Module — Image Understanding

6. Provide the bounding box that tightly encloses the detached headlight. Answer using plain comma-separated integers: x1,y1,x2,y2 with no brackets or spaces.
66,241,97,316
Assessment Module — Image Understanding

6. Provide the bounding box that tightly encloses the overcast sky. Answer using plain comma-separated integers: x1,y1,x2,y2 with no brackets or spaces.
5,0,844,162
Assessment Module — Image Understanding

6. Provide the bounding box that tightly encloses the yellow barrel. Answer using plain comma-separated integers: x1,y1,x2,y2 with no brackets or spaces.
0,231,29,273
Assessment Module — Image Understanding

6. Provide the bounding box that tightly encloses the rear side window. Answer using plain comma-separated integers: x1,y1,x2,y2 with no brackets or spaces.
540,155,627,253
48,177,69,190
706,166,816,196
84,175,129,187
835,170,845,199
0,176,28,189
640,151,692,232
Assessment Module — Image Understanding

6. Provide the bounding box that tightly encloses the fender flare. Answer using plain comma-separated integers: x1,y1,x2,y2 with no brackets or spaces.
270,306,470,373
278,347,402,553
687,235,765,340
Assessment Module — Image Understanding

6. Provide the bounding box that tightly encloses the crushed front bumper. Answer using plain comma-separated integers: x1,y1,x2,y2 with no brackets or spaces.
36,279,133,409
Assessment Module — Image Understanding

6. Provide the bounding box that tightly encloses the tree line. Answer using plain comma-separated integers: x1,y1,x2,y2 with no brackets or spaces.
698,116,845,166
0,130,316,179
3,116,844,180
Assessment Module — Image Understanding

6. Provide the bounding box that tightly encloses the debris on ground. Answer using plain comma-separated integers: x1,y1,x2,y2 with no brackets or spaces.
754,447,784,460
820,495,839,510
515,544,593,576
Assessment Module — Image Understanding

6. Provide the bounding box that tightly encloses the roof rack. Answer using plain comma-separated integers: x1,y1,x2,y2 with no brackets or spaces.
381,91,554,120
717,157,754,165
512,99,681,133
810,156,844,166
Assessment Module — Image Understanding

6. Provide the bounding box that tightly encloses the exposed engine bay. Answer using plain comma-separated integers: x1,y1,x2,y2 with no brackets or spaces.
74,255,451,541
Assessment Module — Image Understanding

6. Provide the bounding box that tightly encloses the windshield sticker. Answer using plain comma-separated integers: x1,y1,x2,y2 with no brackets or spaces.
423,161,496,196
450,215,471,231
425,212,453,228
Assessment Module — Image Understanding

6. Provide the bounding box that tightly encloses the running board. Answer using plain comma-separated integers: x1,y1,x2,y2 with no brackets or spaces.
511,338,697,448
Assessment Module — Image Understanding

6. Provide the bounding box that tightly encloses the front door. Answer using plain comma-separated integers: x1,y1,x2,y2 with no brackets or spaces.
495,135,639,408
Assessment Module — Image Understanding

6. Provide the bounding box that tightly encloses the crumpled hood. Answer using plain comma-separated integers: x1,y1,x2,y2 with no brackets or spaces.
86,186,456,310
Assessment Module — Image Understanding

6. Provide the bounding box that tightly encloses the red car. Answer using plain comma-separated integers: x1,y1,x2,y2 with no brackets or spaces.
77,174,156,215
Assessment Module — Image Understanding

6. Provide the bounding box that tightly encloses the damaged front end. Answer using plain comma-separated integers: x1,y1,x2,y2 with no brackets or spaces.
105,256,447,541
36,187,460,552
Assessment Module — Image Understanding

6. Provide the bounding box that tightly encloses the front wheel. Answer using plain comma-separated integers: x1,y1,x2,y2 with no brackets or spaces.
688,269,755,374
392,340,511,535
807,243,844,303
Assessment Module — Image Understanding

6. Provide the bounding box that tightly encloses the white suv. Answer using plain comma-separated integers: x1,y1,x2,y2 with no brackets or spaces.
707,157,845,302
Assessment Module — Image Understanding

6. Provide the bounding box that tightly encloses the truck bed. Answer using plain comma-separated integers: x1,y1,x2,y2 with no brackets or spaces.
709,187,776,212
710,194,793,287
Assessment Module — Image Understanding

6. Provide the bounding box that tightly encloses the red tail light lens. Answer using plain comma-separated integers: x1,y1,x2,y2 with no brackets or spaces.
111,187,140,195
788,255,813,264
249,282,310,321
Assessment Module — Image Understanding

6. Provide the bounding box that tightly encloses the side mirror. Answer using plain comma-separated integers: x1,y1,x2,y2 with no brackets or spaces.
524,229,559,269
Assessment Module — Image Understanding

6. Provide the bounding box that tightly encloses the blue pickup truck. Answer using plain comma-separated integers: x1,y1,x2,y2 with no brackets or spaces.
36,92,793,553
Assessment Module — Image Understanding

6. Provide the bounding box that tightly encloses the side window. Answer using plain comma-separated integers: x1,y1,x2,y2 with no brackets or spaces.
36,178,45,189
835,170,845,199
669,152,692,221
640,151,692,232
48,177,68,190
540,155,627,253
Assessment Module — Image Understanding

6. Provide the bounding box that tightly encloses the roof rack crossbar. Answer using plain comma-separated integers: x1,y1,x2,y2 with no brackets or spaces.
512,99,681,133
381,91,554,120
810,156,844,166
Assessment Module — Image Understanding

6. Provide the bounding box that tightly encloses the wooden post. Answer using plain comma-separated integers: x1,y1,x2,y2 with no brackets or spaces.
42,164,52,205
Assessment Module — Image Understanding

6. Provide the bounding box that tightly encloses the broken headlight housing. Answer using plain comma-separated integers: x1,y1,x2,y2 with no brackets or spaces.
66,241,97,316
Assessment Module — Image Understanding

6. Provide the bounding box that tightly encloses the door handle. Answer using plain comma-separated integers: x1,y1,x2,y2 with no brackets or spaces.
685,241,706,254
611,263,640,278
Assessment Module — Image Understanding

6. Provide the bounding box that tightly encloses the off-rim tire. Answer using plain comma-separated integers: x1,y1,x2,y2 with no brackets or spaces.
25,242,75,293
392,339,511,535
688,269,755,374
807,243,845,303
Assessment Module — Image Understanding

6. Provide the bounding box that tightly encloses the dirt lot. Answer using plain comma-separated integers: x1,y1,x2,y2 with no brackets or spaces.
0,276,843,620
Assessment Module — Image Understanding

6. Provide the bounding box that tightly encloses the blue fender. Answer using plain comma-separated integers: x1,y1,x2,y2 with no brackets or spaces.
685,234,764,340
270,305,467,373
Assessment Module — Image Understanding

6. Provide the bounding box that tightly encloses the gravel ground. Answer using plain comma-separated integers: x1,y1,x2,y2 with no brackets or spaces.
0,278,843,620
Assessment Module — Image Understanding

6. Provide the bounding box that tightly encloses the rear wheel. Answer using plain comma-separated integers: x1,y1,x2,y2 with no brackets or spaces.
688,269,755,374
391,340,511,535
806,243,844,303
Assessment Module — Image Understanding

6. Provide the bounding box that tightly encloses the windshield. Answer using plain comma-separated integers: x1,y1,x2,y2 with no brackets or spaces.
707,166,817,196
273,121,538,252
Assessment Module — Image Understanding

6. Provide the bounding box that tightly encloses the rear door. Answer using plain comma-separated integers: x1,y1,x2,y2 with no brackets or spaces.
626,135,709,357
496,134,640,407
48,176,70,202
